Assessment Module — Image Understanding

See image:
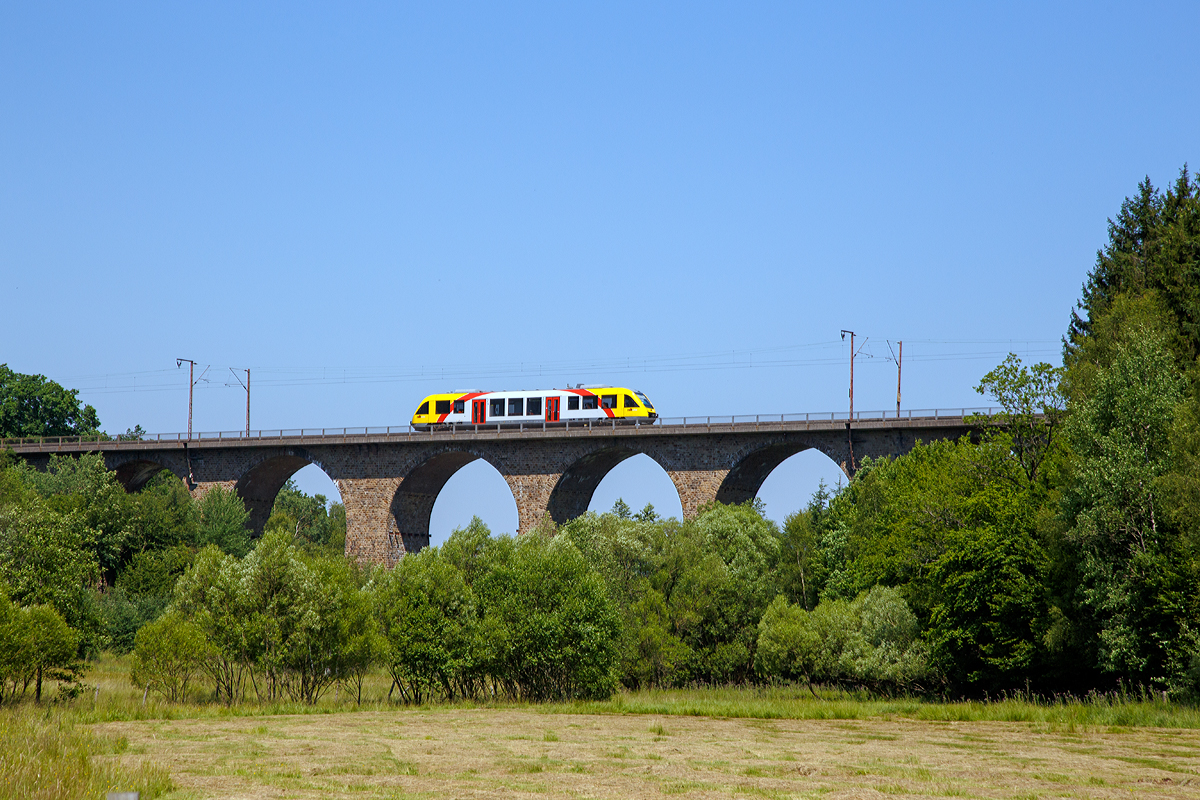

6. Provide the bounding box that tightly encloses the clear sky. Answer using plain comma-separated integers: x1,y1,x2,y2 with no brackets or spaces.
2,2,1197,543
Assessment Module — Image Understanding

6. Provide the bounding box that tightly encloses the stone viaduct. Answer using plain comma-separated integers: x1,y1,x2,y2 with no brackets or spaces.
5,413,981,567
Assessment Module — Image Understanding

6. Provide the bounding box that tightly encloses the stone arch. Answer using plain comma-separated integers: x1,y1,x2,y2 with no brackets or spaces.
391,449,504,554
233,447,331,536
112,458,184,492
716,440,850,506
546,445,677,525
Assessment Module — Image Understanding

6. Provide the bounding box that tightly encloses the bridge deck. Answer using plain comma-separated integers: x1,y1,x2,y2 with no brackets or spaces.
2,408,998,453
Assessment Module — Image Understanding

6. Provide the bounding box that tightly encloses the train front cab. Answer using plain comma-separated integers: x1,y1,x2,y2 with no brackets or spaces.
569,387,656,423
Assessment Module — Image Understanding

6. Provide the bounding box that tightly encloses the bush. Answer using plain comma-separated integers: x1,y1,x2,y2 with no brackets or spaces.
130,611,209,702
0,588,81,702
475,532,621,701
756,586,929,693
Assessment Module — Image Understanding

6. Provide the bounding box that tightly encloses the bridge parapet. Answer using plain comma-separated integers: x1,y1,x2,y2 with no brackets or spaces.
0,407,1002,453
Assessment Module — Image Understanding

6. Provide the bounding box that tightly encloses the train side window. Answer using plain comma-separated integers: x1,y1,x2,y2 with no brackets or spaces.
453,400,465,414
601,395,617,409
490,398,505,416
508,397,524,416
567,396,580,411
417,402,429,415
623,394,638,408
436,400,451,415
526,397,542,416
582,396,597,410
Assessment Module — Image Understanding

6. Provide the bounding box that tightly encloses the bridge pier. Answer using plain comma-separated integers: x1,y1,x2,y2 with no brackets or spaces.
505,472,559,534
339,477,404,567
667,469,730,519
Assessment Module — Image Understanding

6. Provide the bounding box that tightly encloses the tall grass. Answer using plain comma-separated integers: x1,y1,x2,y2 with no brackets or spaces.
545,684,1200,729
46,653,1200,732
0,705,173,800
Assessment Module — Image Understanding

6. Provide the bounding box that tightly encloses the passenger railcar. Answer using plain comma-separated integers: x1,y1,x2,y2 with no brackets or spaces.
411,386,656,429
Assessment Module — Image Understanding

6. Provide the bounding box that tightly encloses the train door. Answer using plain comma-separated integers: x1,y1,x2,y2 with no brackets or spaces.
546,396,560,423
472,399,487,424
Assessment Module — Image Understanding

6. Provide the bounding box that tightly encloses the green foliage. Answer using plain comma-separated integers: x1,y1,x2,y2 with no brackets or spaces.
266,479,345,553
611,498,632,519
0,364,101,439
0,499,103,652
172,532,373,705
196,485,252,557
777,482,831,610
126,470,197,554
1066,167,1200,367
1063,326,1188,683
117,544,193,600
100,587,169,655
0,588,82,702
130,610,210,702
756,587,928,693
16,453,134,578
171,545,255,703
474,531,621,701
816,437,1050,692
975,354,1067,486
373,547,473,703
560,500,783,688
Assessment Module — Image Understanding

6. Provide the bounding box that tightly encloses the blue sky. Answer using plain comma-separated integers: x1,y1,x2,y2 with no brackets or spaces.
2,2,1197,543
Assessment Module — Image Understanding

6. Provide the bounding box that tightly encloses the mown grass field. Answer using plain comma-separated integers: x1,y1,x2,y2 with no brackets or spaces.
5,655,1200,799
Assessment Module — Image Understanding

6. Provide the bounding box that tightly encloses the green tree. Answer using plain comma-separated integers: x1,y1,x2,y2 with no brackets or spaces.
474,533,620,700
0,365,101,439
1066,166,1200,367
171,545,255,704
0,499,102,651
777,485,831,611
130,611,209,703
975,354,1067,486
1063,326,1186,683
611,498,632,520
22,604,81,701
17,453,134,579
196,485,252,557
373,548,475,703
756,587,928,693
267,479,335,547
819,436,1050,692
126,470,197,554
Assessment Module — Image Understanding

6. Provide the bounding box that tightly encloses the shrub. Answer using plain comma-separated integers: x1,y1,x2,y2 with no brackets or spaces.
130,610,209,702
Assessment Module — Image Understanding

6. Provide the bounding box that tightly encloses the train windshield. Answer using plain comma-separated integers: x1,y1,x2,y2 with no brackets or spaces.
636,392,653,409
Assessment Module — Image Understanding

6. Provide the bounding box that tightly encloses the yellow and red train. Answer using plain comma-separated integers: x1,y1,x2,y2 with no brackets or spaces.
411,386,656,429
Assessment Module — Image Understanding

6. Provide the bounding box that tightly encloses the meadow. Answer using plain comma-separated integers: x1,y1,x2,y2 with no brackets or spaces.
5,655,1200,800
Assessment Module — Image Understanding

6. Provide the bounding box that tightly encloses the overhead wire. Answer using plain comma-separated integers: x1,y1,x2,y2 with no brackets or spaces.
61,338,1062,396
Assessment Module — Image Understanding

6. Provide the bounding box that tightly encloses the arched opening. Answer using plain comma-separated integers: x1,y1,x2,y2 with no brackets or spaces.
394,451,517,554
740,446,847,524
427,460,520,549
586,453,684,521
112,459,179,493
233,448,329,536
545,447,639,524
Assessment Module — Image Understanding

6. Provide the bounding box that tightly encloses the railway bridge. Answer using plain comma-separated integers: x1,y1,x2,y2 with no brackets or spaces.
3,409,993,567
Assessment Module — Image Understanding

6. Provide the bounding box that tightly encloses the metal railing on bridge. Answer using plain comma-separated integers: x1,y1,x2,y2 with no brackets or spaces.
0,407,1004,450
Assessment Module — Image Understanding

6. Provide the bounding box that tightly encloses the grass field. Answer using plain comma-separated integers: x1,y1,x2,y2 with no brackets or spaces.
5,655,1200,799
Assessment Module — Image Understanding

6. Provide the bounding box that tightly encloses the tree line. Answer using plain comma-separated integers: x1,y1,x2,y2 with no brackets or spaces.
1,166,1199,703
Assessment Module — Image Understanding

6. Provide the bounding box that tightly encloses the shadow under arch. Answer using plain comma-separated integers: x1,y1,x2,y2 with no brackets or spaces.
547,446,677,525
716,441,850,506
234,447,329,536
392,450,507,555
113,459,184,493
